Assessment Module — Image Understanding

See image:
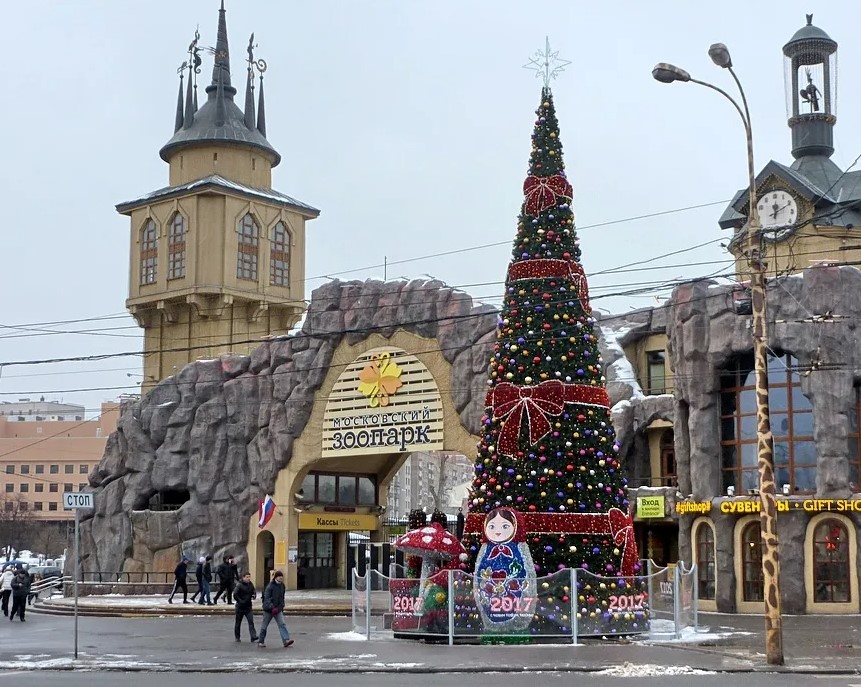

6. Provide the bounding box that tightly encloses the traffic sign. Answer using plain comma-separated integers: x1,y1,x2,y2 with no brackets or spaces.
63,492,94,510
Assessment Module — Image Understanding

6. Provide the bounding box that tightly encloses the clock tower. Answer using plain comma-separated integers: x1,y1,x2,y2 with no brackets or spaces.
117,2,318,387
719,16,861,279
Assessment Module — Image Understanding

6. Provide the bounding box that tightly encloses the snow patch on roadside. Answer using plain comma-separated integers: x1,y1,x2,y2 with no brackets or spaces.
596,662,716,676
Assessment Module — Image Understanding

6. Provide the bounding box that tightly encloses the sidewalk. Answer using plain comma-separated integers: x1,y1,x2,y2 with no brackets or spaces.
9,592,860,675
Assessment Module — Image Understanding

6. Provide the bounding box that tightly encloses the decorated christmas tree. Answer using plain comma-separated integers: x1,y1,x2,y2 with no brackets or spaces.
463,85,643,636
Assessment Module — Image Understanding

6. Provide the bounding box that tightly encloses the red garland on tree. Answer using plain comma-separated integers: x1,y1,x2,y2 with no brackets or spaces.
463,87,642,634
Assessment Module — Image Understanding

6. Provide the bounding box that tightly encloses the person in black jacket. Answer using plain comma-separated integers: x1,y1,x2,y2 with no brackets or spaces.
190,556,205,603
10,569,31,622
214,555,236,604
200,555,214,605
228,557,239,603
233,572,258,642
168,556,190,604
257,570,293,648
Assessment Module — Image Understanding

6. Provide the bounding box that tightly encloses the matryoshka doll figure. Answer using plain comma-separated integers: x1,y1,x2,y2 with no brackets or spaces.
473,507,536,632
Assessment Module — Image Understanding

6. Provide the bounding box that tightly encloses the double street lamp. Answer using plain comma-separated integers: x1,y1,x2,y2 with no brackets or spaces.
653,45,784,666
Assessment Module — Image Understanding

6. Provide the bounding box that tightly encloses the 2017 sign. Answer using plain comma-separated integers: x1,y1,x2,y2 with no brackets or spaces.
608,593,647,611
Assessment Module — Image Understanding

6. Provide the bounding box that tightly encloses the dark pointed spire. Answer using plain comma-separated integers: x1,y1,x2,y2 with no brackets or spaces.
174,72,185,133
257,75,267,137
244,33,256,129
183,63,196,129
215,67,226,127
208,0,233,93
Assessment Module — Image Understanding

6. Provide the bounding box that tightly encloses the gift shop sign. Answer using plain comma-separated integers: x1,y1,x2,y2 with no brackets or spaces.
322,347,444,457
675,499,861,515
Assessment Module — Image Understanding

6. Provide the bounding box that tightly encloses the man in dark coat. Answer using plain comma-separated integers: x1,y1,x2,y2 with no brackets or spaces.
200,555,213,605
190,556,205,603
168,555,190,604
233,572,258,642
10,569,31,622
214,555,237,604
257,570,293,648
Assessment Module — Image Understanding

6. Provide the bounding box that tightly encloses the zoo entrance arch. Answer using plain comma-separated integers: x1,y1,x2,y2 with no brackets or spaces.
247,332,481,589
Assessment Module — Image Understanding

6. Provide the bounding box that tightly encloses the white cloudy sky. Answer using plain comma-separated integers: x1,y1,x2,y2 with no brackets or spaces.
0,0,859,415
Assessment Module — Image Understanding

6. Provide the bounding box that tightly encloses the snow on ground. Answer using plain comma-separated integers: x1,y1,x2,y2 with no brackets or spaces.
639,620,753,644
326,631,375,641
596,663,717,677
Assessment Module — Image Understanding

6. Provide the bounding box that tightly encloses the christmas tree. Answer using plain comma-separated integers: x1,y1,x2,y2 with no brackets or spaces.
463,86,643,636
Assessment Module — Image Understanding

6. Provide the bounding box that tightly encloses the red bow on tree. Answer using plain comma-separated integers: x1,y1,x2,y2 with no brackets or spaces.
608,507,638,577
522,174,573,216
490,380,566,456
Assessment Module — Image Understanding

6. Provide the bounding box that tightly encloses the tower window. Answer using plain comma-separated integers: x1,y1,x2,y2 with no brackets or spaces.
168,213,186,280
646,350,667,394
237,214,259,281
140,219,158,285
270,221,290,287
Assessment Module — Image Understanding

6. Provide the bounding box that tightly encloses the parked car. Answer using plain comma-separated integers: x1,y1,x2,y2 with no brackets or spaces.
28,566,63,590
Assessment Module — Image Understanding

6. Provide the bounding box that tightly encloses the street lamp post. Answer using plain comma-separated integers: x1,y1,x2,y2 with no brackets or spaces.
653,45,784,667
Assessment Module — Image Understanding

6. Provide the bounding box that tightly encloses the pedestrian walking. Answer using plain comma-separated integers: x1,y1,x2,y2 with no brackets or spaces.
214,555,236,604
9,569,30,622
233,572,258,643
257,570,293,648
167,555,190,604
190,556,204,603
0,565,14,616
200,555,214,605
228,557,239,603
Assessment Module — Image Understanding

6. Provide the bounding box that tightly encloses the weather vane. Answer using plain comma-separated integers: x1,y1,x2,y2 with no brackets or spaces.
523,37,570,88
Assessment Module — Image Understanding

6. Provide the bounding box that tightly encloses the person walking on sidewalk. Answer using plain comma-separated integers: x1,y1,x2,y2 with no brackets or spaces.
257,570,293,648
214,555,236,604
0,565,14,616
199,555,214,605
233,572,258,643
168,555,190,604
190,556,204,603
9,568,30,622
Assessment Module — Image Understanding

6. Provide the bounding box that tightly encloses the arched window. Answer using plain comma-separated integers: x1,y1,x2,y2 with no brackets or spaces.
237,214,259,281
720,352,814,493
167,213,186,280
813,519,850,603
660,429,675,486
695,522,715,600
140,219,158,285
270,221,290,287
741,521,764,602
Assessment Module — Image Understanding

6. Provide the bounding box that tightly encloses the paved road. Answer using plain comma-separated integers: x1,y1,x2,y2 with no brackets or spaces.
0,672,859,686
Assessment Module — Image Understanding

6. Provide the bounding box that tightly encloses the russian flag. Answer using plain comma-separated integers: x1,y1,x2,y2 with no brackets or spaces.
258,495,276,528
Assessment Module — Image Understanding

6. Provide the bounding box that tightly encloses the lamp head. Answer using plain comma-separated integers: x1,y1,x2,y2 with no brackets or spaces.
708,43,732,68
652,63,691,84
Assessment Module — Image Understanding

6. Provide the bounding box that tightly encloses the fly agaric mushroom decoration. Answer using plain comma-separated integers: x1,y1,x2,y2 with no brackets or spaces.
393,523,467,591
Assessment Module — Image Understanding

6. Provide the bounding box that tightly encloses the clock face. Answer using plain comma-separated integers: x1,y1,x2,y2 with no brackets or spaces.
757,190,798,232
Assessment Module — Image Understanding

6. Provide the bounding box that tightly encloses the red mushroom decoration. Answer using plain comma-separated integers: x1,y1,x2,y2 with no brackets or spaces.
393,523,467,591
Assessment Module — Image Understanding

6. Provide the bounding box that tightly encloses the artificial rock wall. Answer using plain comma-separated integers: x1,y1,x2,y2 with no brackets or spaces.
81,278,658,576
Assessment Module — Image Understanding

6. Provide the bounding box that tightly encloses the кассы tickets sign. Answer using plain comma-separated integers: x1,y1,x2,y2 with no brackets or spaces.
321,347,444,457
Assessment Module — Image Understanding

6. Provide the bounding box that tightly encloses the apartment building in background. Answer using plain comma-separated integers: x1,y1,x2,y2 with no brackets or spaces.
385,451,473,519
0,400,121,520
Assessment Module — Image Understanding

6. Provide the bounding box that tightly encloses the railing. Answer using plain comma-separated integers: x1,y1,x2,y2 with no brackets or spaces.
350,560,699,643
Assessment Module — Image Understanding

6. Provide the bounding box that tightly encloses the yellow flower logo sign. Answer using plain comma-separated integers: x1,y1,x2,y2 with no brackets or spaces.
357,352,403,407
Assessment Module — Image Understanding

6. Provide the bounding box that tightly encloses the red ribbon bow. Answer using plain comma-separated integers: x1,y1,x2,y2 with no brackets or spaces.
607,507,637,577
491,380,566,457
522,174,573,216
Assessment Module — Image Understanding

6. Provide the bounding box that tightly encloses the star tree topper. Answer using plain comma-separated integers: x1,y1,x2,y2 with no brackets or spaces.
522,37,571,88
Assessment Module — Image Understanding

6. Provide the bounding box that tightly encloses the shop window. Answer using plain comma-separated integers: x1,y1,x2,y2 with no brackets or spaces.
695,522,716,600
301,473,377,507
741,521,764,602
720,353,814,493
813,519,850,603
140,219,158,285
660,429,676,486
167,212,186,280
647,350,667,394
317,475,336,504
270,221,290,287
236,213,259,281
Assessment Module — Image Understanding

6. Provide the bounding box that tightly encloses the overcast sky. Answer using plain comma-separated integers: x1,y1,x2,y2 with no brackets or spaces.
1,0,859,415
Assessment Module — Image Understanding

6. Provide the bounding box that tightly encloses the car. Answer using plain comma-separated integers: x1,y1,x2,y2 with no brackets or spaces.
27,566,63,590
